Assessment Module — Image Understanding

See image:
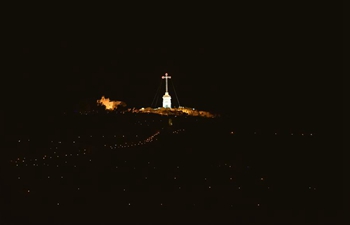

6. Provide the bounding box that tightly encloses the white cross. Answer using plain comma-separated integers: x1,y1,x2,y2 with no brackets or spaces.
162,73,171,93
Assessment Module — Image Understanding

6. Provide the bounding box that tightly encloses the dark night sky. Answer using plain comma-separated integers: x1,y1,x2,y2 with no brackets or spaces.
9,2,337,129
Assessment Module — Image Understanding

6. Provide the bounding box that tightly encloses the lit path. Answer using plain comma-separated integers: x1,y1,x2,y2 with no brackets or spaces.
10,128,186,167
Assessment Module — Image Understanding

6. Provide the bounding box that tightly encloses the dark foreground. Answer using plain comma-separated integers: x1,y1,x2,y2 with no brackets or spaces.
2,113,342,224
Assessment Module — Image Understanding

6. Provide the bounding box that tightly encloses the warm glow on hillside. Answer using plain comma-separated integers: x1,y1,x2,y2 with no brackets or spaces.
97,96,125,110
135,107,217,118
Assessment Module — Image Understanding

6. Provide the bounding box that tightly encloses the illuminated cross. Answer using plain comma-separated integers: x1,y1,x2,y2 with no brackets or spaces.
162,73,171,93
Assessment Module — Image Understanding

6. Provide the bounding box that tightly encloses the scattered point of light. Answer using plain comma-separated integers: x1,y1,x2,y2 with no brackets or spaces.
18,177,20,179
174,177,176,179
48,176,50,178
128,203,131,206
260,177,264,181
57,203,60,206
257,203,260,206
27,190,30,193
209,186,211,189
